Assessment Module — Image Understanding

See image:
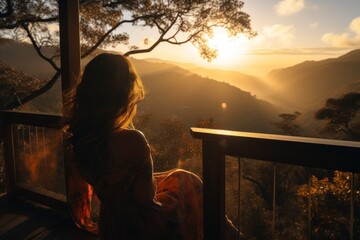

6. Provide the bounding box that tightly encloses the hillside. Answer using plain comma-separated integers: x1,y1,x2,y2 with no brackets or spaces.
0,39,62,113
0,39,279,133
135,66,279,132
144,58,272,99
267,49,360,111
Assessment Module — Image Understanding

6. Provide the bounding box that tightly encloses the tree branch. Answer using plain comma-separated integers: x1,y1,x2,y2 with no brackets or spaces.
165,29,202,45
124,13,180,56
165,22,219,45
1,16,58,29
81,13,163,58
243,175,272,207
21,23,60,72
3,70,61,110
153,19,165,33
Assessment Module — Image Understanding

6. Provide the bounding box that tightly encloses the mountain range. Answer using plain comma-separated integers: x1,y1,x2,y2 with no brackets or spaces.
143,58,272,100
1,38,360,134
0,39,279,133
267,49,360,111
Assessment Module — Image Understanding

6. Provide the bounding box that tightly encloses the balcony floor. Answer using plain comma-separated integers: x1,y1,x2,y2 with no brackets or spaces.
0,196,97,240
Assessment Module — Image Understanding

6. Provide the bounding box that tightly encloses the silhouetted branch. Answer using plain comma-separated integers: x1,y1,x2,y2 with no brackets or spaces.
3,70,61,110
124,13,180,56
81,13,164,58
22,23,60,71
243,175,272,207
165,30,201,45
1,16,58,29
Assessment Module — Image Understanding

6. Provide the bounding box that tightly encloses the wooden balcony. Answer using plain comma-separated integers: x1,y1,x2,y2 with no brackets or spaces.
0,111,97,239
1,110,360,239
1,1,360,239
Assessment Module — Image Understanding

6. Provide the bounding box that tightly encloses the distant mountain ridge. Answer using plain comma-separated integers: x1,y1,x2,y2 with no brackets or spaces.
2,38,360,134
267,49,360,111
144,57,272,99
0,39,279,133
135,65,278,132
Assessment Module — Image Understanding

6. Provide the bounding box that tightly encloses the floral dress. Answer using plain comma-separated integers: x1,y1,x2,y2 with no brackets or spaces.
68,132,203,240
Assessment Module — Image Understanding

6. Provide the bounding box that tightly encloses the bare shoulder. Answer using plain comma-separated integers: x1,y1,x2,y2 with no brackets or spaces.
108,129,149,156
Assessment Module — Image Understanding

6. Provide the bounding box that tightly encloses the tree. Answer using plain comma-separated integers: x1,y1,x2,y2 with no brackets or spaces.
272,111,302,136
315,92,360,140
309,92,360,238
0,0,255,110
297,171,360,239
0,61,43,109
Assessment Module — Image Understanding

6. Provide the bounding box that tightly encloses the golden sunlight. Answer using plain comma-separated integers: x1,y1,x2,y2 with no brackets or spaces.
208,28,249,65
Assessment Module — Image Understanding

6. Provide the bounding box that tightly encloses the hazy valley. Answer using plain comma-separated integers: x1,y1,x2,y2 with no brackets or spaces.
1,39,360,135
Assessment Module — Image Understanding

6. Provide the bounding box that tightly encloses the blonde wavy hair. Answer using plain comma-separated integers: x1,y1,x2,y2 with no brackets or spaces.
66,53,145,176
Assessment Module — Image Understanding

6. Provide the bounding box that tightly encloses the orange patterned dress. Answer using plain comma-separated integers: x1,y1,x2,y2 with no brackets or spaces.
68,130,203,240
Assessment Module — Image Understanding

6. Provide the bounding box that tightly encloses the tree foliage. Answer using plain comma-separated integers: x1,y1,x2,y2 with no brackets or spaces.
0,61,43,108
297,171,360,239
0,0,254,110
272,111,302,136
315,92,360,140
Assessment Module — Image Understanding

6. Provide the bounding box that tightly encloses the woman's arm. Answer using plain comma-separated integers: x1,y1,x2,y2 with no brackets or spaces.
108,129,158,206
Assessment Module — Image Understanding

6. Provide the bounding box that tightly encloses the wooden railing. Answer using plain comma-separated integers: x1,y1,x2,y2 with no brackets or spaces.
0,110,66,211
191,127,360,240
2,112,360,239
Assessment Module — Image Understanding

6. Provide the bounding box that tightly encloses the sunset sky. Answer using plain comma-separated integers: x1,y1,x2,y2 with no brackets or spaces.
118,0,360,77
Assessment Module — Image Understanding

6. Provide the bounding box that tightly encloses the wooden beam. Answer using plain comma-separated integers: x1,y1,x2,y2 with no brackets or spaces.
0,111,62,129
58,0,81,211
191,128,360,173
59,0,81,93
202,140,225,240
1,123,15,196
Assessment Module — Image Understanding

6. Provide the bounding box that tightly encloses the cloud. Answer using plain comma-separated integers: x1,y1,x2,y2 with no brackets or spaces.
350,17,360,35
322,17,360,48
309,22,318,29
248,47,351,56
261,24,295,46
274,0,305,16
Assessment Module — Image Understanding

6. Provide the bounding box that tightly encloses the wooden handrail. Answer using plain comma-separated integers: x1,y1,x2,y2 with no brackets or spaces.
190,127,360,240
191,127,360,173
0,110,63,129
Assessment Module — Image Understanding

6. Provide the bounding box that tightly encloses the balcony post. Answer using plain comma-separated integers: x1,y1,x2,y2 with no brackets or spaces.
202,140,225,240
59,0,81,93
58,0,80,206
1,122,15,196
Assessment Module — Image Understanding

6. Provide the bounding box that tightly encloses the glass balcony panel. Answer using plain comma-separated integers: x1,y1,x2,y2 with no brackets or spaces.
0,138,4,194
309,169,351,239
225,156,357,239
274,163,308,239
354,173,360,239
12,124,65,201
225,157,274,239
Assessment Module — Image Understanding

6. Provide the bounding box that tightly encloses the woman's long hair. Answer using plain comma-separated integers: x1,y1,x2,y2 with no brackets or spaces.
65,53,145,179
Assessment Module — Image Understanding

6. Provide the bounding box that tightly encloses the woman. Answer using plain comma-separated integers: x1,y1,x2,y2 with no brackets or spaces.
66,53,203,239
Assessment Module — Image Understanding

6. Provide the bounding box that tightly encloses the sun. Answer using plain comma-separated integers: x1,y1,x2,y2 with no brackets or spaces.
207,27,249,66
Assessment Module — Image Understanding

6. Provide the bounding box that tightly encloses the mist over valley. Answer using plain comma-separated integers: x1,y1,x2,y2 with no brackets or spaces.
1,39,360,135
